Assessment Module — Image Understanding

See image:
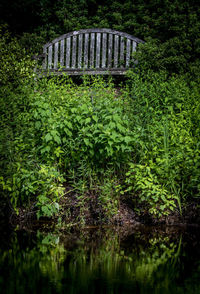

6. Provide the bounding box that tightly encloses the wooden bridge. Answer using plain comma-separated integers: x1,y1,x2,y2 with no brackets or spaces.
37,28,144,75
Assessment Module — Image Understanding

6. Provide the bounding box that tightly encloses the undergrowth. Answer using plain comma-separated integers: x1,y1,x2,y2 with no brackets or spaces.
0,67,200,222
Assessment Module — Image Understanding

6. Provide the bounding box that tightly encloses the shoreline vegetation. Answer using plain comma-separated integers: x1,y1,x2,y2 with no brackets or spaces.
0,0,200,228
1,72,200,228
8,193,200,231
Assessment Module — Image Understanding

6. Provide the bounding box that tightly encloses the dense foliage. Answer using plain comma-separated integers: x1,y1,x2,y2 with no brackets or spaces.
1,0,200,77
0,1,200,222
1,66,200,220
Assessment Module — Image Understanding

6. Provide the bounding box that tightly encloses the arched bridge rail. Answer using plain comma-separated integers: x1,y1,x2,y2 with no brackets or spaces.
38,28,144,75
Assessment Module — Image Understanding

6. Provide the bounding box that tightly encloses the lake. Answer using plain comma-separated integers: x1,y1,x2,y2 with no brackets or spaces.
0,224,200,294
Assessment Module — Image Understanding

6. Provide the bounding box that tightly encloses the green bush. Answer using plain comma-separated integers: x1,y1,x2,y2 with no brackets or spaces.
123,70,200,216
0,76,133,218
1,70,200,220
30,77,133,167
0,25,35,86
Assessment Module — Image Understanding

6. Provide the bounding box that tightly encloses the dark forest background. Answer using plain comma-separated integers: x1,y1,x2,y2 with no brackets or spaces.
1,0,200,76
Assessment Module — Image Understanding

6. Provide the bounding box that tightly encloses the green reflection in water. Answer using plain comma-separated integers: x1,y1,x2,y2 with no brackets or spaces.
0,227,200,294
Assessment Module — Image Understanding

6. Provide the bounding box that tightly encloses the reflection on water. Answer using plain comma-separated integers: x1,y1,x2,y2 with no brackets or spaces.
0,225,200,294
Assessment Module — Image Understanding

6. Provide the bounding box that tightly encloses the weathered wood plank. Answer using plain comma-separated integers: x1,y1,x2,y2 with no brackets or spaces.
60,39,64,67
66,37,71,68
132,40,137,64
72,35,77,68
132,40,137,52
108,34,113,68
78,34,83,68
48,45,52,69
102,33,107,68
96,33,101,68
40,68,127,76
114,35,119,68
44,28,144,47
84,33,89,68
120,37,124,68
126,39,131,67
54,42,58,69
43,47,47,69
90,33,95,68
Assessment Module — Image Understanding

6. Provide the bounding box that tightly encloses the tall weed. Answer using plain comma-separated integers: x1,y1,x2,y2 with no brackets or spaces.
124,71,200,216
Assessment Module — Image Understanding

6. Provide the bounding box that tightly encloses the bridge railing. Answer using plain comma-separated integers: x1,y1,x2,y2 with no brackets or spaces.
38,28,144,75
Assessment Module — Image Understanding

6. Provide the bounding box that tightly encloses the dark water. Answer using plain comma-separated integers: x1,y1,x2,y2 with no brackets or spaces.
0,225,200,294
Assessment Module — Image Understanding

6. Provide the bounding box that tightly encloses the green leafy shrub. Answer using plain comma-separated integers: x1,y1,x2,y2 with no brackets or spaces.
30,76,133,168
0,76,134,218
125,163,177,217
123,70,200,216
0,25,35,86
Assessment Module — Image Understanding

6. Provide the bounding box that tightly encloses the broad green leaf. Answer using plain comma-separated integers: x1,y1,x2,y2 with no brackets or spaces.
45,133,52,142
85,117,91,124
51,130,58,137
92,115,98,122
84,138,90,146
54,135,61,144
